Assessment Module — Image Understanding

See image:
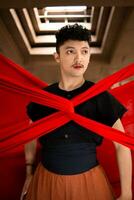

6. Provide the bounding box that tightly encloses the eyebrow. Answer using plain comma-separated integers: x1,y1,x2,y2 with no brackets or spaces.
65,46,75,49
65,46,89,49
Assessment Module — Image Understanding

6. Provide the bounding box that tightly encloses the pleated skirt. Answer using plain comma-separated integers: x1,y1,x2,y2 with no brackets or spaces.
26,163,115,200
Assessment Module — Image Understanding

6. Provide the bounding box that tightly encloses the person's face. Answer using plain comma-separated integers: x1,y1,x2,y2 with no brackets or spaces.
54,40,91,79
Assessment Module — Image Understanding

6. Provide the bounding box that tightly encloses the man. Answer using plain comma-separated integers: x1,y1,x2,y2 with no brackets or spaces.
21,24,132,200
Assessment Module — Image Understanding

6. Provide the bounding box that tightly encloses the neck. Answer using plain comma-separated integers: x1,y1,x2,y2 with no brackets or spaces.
59,76,85,91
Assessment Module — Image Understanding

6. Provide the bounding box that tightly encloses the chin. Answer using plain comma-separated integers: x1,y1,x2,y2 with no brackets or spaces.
71,73,84,78
72,71,86,77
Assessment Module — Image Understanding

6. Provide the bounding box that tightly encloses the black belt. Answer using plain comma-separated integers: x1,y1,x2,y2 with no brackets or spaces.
41,143,99,175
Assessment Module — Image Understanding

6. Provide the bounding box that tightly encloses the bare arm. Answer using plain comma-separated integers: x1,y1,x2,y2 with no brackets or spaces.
112,119,132,200
20,121,37,200
25,139,37,176
25,120,37,175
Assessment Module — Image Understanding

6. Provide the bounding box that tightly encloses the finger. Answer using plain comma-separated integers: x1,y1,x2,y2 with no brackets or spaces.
20,191,27,200
23,191,27,196
20,189,27,200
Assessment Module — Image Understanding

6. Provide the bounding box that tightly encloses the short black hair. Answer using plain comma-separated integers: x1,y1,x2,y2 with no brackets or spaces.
55,23,91,53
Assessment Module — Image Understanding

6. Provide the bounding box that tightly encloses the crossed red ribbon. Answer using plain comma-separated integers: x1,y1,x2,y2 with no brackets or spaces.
0,54,134,152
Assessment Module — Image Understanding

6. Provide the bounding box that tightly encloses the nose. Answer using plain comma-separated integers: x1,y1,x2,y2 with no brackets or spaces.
74,52,82,63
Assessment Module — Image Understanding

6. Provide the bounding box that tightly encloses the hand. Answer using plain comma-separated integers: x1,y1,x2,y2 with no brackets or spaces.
20,174,33,200
116,194,132,200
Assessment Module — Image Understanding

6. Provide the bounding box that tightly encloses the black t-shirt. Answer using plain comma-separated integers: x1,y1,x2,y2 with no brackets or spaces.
27,80,127,175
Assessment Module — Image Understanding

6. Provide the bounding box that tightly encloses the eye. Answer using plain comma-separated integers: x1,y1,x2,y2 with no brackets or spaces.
82,49,89,55
66,49,75,54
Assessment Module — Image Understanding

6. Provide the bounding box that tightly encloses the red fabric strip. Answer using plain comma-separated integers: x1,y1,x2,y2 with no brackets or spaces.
0,54,134,153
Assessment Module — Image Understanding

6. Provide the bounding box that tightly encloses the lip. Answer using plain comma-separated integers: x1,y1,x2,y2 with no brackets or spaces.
72,64,84,69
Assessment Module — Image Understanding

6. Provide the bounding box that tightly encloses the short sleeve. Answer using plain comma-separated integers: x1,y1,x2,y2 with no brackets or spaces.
96,91,127,127
26,102,57,122
26,102,41,122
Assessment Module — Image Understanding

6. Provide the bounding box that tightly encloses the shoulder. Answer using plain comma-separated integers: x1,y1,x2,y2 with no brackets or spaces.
83,80,95,91
27,83,58,108
42,82,58,93
85,80,95,87
84,80,108,101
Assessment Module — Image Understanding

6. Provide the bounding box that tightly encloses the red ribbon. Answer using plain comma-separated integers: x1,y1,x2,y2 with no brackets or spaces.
0,54,134,153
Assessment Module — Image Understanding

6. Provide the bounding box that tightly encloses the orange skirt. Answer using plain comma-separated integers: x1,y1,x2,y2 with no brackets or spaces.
26,163,115,200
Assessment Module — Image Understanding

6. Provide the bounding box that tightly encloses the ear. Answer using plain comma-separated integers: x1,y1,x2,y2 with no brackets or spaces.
53,52,60,63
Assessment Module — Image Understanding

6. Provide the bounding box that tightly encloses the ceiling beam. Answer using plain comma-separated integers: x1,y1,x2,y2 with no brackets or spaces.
0,0,134,8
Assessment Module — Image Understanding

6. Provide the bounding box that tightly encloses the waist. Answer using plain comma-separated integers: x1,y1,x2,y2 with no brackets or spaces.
41,143,99,175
